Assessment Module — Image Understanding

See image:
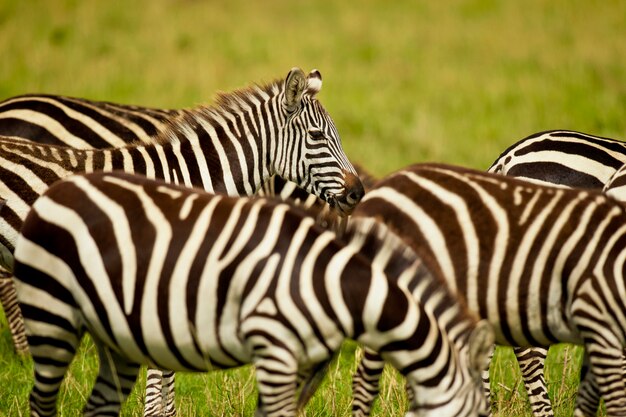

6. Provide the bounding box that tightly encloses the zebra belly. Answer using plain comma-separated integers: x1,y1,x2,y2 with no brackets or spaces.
87,320,250,372
469,286,581,347
79,299,250,372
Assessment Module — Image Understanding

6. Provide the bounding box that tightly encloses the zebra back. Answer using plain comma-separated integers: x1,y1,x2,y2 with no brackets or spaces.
14,171,492,417
0,68,365,264
604,163,626,202
0,93,180,148
354,162,626,348
488,130,626,188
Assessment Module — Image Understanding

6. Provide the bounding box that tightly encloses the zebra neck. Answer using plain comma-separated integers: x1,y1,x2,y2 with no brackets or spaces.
86,106,279,195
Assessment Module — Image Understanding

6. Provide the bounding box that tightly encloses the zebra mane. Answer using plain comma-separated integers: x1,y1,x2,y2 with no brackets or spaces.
153,77,306,146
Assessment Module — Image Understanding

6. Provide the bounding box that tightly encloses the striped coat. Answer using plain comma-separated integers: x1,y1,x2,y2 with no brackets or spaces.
0,93,179,148
351,163,626,417
488,129,626,415
14,171,493,417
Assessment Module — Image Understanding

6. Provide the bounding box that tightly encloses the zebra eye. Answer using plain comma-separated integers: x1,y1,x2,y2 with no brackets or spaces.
309,129,325,140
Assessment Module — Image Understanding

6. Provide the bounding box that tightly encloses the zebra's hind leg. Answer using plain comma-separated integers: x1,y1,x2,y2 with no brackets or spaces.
27,319,81,417
352,347,385,416
143,368,176,416
84,344,140,417
162,370,176,417
0,268,29,355
480,345,495,416
513,346,553,417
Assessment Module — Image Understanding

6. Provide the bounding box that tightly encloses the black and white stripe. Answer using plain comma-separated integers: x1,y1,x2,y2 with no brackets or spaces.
488,129,626,188
0,68,365,415
0,83,369,416
0,93,179,148
0,66,364,266
349,163,626,417
488,129,626,416
13,171,493,417
604,163,626,201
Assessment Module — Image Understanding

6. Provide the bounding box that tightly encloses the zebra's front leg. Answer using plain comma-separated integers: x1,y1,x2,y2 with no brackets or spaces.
0,268,28,355
252,347,299,416
513,346,553,417
85,344,141,417
579,337,626,416
574,350,600,417
352,347,385,416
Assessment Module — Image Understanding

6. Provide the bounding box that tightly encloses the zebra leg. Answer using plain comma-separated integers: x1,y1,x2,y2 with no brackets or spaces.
579,337,626,415
28,324,81,417
144,368,164,417
513,346,553,416
85,344,140,417
480,345,495,416
573,350,600,417
0,269,29,355
162,370,176,417
252,347,299,416
352,347,385,416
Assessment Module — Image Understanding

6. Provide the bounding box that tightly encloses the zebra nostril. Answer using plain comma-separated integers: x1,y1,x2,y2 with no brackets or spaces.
348,182,365,204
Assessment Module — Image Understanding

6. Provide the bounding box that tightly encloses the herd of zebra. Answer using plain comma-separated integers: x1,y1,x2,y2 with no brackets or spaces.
1,67,626,416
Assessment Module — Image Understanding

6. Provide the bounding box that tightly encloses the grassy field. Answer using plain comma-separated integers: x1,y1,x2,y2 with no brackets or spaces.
0,0,625,415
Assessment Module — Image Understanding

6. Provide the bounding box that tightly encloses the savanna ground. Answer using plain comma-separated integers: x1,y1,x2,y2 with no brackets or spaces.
0,0,625,415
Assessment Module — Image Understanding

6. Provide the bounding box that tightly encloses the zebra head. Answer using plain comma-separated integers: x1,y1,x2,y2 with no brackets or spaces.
276,67,364,215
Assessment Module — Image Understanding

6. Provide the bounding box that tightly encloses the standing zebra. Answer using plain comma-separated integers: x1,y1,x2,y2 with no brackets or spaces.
0,83,366,417
13,171,493,417
0,91,377,223
0,68,364,415
488,129,626,415
348,162,626,417
0,93,183,417
0,93,180,148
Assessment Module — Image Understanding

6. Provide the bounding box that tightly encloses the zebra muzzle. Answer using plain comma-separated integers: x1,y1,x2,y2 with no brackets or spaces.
334,172,365,215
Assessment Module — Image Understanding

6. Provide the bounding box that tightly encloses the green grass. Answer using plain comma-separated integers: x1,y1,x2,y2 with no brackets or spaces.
0,0,625,415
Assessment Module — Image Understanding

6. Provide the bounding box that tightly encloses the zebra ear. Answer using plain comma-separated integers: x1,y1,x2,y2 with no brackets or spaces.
284,67,307,113
467,319,495,380
306,69,322,97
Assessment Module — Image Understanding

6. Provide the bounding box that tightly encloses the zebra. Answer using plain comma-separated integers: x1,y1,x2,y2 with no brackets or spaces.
487,129,626,415
488,129,626,188
0,91,378,226
0,84,367,417
347,162,626,417
13,170,494,417
0,68,364,414
0,93,180,148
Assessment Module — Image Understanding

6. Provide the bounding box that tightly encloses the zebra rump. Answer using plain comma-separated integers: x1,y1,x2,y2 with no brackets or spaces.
14,171,493,417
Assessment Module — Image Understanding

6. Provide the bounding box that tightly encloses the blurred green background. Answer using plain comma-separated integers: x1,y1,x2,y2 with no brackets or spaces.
2,0,624,176
0,0,624,415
